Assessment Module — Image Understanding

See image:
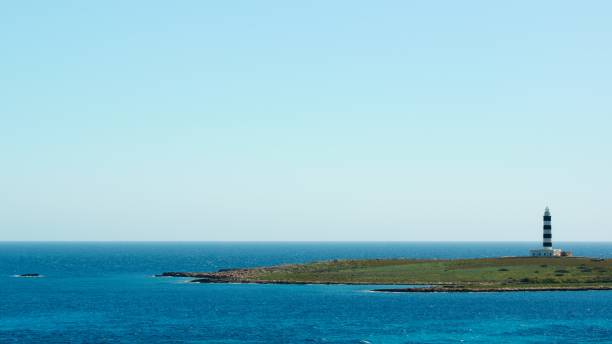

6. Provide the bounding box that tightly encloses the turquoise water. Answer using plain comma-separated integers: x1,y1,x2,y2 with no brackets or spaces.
1,242,611,343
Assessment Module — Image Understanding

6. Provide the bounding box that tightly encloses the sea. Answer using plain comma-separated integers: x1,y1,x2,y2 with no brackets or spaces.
1,242,611,344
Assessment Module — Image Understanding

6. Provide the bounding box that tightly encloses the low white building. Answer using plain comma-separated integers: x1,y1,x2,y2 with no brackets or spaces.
529,248,562,257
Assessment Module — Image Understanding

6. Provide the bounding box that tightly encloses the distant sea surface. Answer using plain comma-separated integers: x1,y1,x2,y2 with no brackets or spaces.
1,242,611,343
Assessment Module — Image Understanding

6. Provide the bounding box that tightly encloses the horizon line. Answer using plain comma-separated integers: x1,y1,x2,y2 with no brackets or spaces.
1,240,610,243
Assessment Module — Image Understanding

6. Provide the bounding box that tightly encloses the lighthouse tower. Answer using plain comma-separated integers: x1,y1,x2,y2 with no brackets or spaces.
543,207,552,248
529,207,562,257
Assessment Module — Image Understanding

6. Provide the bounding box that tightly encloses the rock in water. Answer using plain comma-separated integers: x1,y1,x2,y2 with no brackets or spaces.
17,273,41,278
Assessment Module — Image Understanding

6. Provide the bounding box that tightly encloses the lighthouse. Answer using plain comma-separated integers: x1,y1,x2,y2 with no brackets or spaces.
543,207,552,248
529,207,562,257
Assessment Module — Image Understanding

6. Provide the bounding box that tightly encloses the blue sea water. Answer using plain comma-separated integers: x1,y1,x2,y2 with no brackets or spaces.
0,242,611,343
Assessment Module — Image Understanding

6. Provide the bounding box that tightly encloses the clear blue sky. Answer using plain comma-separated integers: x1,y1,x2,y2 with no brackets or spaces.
1,1,610,241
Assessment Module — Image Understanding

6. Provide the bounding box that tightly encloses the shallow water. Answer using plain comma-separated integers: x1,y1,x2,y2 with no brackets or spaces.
1,242,610,343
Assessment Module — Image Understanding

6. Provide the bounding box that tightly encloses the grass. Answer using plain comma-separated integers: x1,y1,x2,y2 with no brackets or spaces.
243,257,611,289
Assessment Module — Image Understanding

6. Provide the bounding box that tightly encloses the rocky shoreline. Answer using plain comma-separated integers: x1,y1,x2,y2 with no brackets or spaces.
157,270,256,283
157,271,612,292
372,285,612,293
156,271,406,285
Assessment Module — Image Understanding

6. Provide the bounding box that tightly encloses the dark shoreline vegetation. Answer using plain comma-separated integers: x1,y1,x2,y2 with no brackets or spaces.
159,257,612,292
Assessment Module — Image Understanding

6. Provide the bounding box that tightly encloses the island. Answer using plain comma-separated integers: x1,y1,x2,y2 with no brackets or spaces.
159,257,612,292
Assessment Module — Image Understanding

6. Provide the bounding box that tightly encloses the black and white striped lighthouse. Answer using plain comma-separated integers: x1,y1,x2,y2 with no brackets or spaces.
530,206,564,256
543,207,552,248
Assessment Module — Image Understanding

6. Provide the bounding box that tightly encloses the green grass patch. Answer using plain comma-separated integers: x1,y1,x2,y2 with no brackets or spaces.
248,257,611,288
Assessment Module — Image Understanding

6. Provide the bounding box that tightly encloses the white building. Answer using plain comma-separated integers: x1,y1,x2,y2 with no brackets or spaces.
529,248,562,257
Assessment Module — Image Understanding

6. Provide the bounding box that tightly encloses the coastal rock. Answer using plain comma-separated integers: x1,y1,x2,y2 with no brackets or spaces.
156,271,243,282
156,269,257,282
156,272,214,278
17,273,41,278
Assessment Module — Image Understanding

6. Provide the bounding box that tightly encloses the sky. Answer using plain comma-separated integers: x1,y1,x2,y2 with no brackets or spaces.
1,1,611,241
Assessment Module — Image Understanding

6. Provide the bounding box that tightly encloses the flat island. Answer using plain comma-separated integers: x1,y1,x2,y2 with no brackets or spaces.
160,257,612,292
